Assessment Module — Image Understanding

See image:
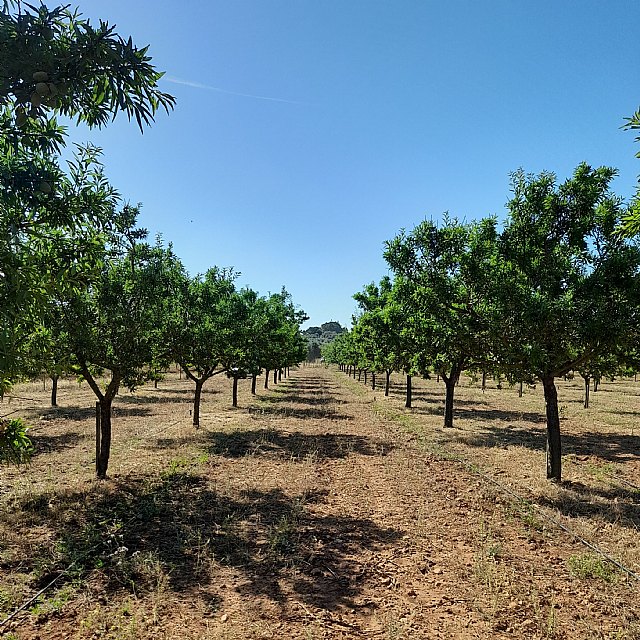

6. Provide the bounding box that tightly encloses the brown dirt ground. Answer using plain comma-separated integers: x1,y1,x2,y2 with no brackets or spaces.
0,365,638,639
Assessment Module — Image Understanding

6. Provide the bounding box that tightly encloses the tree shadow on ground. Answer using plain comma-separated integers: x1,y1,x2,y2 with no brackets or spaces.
538,481,639,531
249,402,352,421
607,409,640,417
6,473,401,611
408,405,536,422
455,422,640,464
589,386,640,395
206,428,392,460
33,405,152,422
116,391,196,405
263,393,347,407
279,383,340,392
30,432,88,456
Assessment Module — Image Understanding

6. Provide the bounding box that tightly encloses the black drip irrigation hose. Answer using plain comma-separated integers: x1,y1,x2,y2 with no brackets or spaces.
455,458,640,582
0,409,23,420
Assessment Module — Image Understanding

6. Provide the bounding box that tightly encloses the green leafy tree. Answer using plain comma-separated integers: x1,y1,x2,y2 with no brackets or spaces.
0,2,175,142
384,217,501,423
321,330,350,366
170,268,236,426
1,145,119,387
217,288,260,408
618,108,640,236
64,232,183,478
260,290,307,387
497,164,640,481
307,341,322,362
22,301,74,406
352,277,411,396
0,1,174,387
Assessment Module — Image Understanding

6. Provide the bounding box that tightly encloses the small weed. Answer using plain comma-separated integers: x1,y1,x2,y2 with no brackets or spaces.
546,606,557,639
80,601,141,639
29,583,77,617
505,501,544,532
382,613,409,639
585,461,615,482
268,515,297,555
567,553,619,582
267,498,304,557
164,456,190,476
0,587,18,614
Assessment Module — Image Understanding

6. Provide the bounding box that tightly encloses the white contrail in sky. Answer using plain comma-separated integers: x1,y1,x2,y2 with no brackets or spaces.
164,75,309,105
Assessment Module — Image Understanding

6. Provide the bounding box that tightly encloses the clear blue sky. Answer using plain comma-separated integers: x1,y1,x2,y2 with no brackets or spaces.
68,1,640,328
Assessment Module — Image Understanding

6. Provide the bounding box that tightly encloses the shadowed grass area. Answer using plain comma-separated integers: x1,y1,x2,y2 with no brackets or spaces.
1,469,401,611
206,428,392,460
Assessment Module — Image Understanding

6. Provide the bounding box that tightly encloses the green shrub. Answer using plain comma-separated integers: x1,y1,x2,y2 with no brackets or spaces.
0,417,34,464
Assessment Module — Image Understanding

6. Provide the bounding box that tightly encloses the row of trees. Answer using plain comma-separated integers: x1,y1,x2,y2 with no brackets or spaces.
325,165,640,482
27,227,307,477
0,3,307,477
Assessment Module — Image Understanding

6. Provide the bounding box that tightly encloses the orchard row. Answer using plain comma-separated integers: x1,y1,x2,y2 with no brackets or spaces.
324,165,640,482
0,5,307,476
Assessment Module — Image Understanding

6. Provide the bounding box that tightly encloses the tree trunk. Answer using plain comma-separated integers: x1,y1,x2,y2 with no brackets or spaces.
481,370,486,392
154,377,158,389
372,373,376,390
274,369,278,384
594,377,600,392
96,396,114,479
358,369,362,382
405,375,412,408
542,375,562,482
584,375,590,409
443,376,456,428
251,374,257,395
278,369,282,382
232,376,238,407
519,381,523,398
193,378,204,428
265,370,270,389
76,361,119,480
50,375,58,407
443,364,462,428
385,370,391,397
364,370,368,385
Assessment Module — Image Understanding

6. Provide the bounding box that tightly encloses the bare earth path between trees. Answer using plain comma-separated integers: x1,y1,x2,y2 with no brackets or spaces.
1,366,638,639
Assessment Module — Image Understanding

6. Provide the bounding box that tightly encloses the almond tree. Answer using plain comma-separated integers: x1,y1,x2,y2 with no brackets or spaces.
215,288,258,408
260,290,307,387
497,164,640,481
384,217,501,425
352,277,421,403
0,2,174,389
64,231,183,478
171,268,237,427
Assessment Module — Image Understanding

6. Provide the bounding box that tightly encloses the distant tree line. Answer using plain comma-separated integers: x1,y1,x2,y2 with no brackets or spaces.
303,321,346,362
